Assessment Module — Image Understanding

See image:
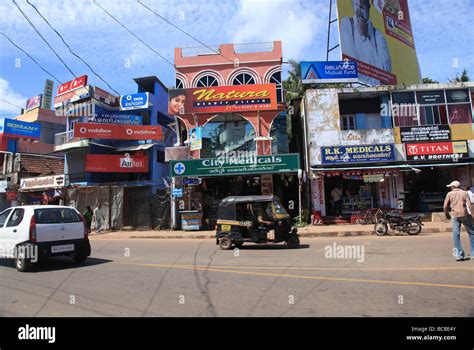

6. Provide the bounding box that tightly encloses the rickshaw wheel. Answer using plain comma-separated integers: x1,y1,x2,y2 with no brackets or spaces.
286,235,300,249
219,237,233,250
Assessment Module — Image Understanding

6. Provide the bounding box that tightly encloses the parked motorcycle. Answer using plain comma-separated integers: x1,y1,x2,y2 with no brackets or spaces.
374,212,424,236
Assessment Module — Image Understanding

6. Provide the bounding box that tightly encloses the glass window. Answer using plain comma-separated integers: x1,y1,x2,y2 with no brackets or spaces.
269,71,283,103
35,208,81,224
175,78,184,89
341,115,356,130
196,75,219,87
392,92,416,104
0,209,13,227
448,104,472,124
270,112,289,154
232,73,256,85
416,90,445,104
446,89,470,103
6,209,25,227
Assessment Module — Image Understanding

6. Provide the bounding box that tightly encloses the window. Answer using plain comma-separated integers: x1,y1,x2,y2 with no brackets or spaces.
270,112,289,154
196,75,219,87
6,209,24,227
392,92,418,127
419,105,448,125
448,104,472,124
269,71,283,103
341,115,356,130
0,209,12,227
232,73,256,85
35,208,81,224
175,78,184,89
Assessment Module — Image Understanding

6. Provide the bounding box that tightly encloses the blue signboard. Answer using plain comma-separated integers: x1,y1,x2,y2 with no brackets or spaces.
172,188,183,197
321,144,396,164
183,178,201,185
89,113,142,125
120,93,149,110
301,61,358,84
0,118,41,139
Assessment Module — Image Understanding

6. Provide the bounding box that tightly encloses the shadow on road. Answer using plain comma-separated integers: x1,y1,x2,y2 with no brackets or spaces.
0,257,113,273
237,244,310,250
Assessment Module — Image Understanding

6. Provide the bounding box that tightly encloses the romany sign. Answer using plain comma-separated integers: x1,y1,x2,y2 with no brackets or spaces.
170,154,300,177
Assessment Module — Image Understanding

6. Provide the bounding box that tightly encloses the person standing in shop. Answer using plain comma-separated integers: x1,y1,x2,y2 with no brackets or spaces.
444,181,474,261
331,184,344,217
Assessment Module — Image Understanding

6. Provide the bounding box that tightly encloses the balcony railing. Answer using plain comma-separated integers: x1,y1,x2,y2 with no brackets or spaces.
181,45,221,57
54,130,81,146
233,42,274,54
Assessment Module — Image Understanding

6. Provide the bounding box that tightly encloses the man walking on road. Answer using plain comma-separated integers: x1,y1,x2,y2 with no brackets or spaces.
444,181,474,261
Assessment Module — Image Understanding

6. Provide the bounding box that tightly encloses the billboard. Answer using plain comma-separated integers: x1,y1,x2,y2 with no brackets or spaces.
94,86,118,106
85,154,149,173
42,79,54,110
168,84,278,115
0,118,41,139
54,86,92,108
120,93,150,110
25,94,43,112
56,75,88,97
337,0,421,86
301,61,359,83
74,122,162,140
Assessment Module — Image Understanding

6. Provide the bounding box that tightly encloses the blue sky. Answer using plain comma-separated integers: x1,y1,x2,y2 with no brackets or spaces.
0,0,473,116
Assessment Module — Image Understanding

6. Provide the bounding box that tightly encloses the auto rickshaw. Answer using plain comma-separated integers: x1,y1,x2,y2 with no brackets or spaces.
216,195,300,250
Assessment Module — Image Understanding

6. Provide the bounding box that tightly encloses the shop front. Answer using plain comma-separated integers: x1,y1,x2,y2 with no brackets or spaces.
18,174,65,205
170,154,300,229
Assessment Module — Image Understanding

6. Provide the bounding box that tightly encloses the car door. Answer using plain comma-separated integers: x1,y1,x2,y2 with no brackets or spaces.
3,208,26,257
0,208,13,257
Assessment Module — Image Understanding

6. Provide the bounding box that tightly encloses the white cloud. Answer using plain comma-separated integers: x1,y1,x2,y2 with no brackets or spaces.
228,0,326,61
0,77,27,115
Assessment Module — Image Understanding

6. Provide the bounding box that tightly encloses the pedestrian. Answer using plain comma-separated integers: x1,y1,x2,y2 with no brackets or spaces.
331,184,344,217
444,181,474,261
83,206,93,233
93,203,103,233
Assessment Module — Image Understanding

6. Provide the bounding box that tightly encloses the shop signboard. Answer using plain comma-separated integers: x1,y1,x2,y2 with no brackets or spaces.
170,154,300,177
400,125,451,143
25,94,43,112
301,61,358,84
183,178,200,185
0,118,41,139
405,141,468,161
180,210,202,230
56,75,88,97
120,93,150,110
74,122,162,140
42,79,54,110
169,84,278,114
336,0,421,86
85,154,149,173
88,114,142,125
416,90,445,104
20,174,65,191
172,188,183,197
321,144,396,164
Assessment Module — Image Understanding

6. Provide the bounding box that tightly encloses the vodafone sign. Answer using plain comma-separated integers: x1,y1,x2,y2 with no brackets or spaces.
74,122,163,140
406,141,468,161
85,154,149,173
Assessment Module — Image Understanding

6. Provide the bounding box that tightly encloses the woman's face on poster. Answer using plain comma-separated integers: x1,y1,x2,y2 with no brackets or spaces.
168,95,186,115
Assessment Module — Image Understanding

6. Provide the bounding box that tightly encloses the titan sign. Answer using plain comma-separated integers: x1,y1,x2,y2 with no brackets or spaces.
321,144,396,164
170,154,300,177
405,141,468,161
168,84,278,115
337,0,421,86
74,122,162,140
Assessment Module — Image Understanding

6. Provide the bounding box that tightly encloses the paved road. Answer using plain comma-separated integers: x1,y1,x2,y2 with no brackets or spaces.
1,232,473,317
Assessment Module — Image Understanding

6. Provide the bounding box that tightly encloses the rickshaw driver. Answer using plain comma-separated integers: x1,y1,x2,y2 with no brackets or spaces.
257,203,273,228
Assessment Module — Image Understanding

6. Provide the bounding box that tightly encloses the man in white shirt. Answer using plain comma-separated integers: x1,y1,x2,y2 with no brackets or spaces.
340,0,392,85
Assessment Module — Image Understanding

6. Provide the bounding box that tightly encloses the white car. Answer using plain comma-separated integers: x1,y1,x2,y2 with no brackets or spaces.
0,205,91,272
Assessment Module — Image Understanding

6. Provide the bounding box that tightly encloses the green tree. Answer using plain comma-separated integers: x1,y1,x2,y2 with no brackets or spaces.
283,59,307,105
450,69,470,83
422,77,439,84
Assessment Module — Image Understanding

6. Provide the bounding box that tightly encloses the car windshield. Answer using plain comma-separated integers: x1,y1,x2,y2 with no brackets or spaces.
273,200,289,216
35,208,81,224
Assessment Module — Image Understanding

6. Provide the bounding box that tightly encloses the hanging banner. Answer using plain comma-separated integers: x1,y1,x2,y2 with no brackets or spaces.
74,122,162,140
169,84,278,114
85,154,149,172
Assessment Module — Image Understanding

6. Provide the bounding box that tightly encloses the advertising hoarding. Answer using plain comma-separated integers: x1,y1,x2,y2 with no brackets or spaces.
301,61,359,83
54,86,92,108
25,94,43,112
74,122,162,140
85,154,149,172
337,0,421,86
0,118,41,139
168,84,278,115
400,125,451,143
42,79,54,110
94,86,118,106
120,93,150,110
56,75,88,97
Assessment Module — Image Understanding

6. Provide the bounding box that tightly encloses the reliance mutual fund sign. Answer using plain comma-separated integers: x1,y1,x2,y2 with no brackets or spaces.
170,154,300,177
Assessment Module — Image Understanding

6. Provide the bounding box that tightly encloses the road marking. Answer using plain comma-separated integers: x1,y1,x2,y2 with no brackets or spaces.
114,262,474,290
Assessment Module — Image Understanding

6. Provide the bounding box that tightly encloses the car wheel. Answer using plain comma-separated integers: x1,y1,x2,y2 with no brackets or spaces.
219,237,233,250
15,249,31,272
73,252,88,264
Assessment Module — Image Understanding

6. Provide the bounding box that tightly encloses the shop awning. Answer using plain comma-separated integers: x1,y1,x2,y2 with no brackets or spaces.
115,144,155,152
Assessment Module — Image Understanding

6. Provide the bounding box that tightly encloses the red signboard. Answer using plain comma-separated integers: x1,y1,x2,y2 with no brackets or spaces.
74,123,163,140
56,75,88,97
405,141,468,161
85,154,149,173
169,84,278,115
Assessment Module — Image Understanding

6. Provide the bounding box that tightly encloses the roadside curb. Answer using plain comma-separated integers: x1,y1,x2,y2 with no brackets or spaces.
89,227,450,240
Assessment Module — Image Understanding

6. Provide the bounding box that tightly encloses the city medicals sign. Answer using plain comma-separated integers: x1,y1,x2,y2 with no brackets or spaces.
74,122,162,140
170,84,278,114
0,118,41,139
120,93,150,110
170,154,300,177
301,61,359,83
337,0,421,86
405,141,468,161
85,154,149,173
321,144,396,164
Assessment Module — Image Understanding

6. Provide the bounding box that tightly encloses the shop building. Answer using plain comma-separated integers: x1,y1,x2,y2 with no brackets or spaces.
167,41,300,229
302,82,474,220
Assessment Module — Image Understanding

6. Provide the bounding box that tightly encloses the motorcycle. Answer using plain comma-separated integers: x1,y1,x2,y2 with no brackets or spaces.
374,212,424,236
